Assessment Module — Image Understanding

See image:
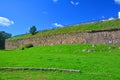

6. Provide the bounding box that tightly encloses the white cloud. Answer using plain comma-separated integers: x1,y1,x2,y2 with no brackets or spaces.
101,17,115,22
101,19,106,22
53,23,63,27
114,0,120,4
42,11,48,14
53,0,58,3
70,1,79,6
0,16,14,27
108,17,115,20
101,16,105,18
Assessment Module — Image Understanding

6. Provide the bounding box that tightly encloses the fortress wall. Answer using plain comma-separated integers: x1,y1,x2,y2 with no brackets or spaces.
5,30,120,49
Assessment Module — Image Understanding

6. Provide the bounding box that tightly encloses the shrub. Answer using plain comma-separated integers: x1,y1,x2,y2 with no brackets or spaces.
19,46,25,50
18,44,33,50
25,44,33,48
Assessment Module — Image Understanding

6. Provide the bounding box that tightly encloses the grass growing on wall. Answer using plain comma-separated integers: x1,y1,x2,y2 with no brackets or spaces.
7,19,120,40
0,44,120,80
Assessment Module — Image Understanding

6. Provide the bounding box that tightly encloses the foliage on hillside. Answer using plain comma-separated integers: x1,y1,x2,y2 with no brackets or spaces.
0,31,11,49
7,19,120,40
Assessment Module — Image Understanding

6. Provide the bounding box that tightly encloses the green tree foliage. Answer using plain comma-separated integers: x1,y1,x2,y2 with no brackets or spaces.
0,31,12,39
0,32,5,49
0,31,11,49
29,26,37,35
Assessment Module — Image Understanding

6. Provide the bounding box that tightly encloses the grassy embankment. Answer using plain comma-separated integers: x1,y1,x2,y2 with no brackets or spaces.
0,44,120,80
7,19,120,40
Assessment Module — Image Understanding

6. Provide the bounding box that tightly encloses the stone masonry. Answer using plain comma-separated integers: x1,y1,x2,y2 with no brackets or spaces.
5,30,120,49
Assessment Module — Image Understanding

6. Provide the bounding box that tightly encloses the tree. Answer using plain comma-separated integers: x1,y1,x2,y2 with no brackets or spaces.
0,32,5,49
29,26,37,35
0,31,12,39
0,31,11,49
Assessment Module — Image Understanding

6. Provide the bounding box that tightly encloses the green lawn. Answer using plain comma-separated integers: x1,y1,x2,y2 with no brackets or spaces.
7,19,120,40
0,44,120,80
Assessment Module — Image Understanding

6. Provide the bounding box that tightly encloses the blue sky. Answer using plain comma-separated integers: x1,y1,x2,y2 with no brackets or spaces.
0,0,120,36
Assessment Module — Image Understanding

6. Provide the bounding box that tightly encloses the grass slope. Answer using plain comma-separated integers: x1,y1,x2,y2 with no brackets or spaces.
0,44,120,80
7,19,120,40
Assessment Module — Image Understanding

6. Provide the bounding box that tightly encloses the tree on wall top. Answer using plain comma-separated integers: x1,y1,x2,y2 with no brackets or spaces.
29,26,37,35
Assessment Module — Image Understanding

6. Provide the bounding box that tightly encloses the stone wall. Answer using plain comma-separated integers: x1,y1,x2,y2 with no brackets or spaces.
5,30,120,50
